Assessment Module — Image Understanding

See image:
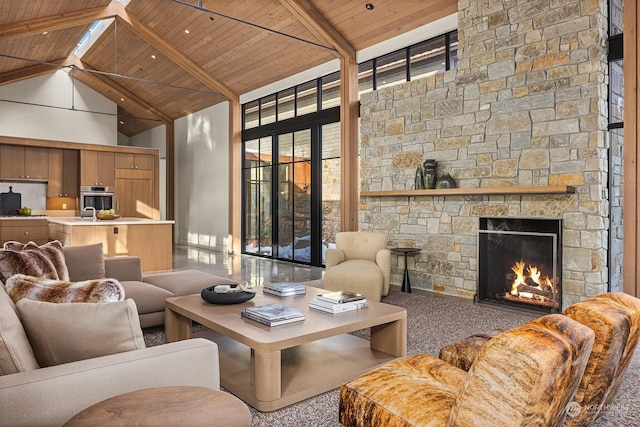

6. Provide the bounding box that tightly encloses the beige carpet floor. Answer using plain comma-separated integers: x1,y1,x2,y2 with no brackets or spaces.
144,281,640,426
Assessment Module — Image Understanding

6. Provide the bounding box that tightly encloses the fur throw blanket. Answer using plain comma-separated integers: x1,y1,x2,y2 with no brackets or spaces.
5,274,125,303
0,240,69,284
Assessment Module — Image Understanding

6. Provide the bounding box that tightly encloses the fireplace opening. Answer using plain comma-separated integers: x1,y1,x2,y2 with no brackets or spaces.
477,217,562,314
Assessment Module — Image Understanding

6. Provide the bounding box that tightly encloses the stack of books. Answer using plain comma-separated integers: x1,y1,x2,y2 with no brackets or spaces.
241,303,305,326
262,282,306,297
309,290,369,314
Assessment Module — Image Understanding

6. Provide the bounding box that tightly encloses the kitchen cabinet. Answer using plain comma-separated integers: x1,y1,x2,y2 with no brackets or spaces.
115,153,153,170
80,150,115,187
115,169,155,219
47,218,173,272
0,219,48,246
0,145,48,180
48,149,79,197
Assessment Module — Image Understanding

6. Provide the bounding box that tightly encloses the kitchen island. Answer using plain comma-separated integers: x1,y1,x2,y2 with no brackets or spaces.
48,217,174,272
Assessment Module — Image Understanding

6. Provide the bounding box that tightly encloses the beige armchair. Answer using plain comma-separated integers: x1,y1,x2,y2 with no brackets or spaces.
324,232,390,301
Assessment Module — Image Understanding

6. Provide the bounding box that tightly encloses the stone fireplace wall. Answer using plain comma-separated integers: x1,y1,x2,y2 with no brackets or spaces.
359,0,612,307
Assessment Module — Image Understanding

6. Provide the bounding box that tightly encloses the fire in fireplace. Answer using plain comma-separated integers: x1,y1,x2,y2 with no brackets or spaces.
477,217,562,314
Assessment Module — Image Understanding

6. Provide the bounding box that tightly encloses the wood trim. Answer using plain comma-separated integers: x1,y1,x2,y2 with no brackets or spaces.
0,135,157,155
340,57,359,231
623,0,639,297
229,100,242,254
115,3,238,102
166,123,175,221
68,55,173,125
279,0,355,59
0,3,118,40
0,57,74,86
361,186,576,198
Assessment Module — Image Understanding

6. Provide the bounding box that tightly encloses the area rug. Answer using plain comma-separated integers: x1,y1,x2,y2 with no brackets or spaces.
143,281,640,426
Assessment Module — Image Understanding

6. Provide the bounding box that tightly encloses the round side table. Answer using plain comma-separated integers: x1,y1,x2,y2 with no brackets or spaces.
390,247,422,293
63,386,251,427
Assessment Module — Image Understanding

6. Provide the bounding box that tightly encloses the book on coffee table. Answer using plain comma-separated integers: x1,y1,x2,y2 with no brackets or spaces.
309,298,368,314
317,290,365,304
241,310,305,326
241,303,305,326
262,282,306,297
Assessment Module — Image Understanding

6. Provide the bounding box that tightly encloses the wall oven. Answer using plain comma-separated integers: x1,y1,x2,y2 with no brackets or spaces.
80,186,114,212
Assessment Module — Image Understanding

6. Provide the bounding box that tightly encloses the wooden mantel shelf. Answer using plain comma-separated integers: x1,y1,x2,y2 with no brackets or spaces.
361,185,576,197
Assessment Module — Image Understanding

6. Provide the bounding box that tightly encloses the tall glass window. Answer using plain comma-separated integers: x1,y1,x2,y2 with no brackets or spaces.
244,137,273,255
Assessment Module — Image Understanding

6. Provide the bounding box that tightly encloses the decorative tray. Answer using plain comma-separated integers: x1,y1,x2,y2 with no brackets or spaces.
96,213,121,220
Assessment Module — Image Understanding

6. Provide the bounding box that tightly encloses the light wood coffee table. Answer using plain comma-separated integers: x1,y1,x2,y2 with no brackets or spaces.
165,287,407,412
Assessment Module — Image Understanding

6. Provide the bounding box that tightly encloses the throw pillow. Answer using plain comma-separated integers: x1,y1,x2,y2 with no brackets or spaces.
0,286,39,375
5,274,125,304
63,243,106,281
0,247,58,285
16,298,145,367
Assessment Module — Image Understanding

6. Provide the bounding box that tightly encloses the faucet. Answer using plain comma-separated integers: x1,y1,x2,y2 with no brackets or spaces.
83,207,96,222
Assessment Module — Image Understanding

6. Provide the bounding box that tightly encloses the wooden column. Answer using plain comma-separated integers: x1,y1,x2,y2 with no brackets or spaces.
229,99,243,255
340,56,360,232
165,123,174,221
623,0,639,297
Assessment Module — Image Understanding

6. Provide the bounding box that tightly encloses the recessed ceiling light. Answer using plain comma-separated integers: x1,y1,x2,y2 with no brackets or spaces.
119,120,124,125
42,31,48,35
151,54,156,59
184,29,190,34
365,3,374,10
120,97,125,102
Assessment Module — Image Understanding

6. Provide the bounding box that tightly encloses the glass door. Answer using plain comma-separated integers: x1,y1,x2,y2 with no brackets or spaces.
275,130,312,262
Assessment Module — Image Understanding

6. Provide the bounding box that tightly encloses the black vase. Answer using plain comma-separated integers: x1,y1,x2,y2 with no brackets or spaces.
423,159,437,189
436,173,457,189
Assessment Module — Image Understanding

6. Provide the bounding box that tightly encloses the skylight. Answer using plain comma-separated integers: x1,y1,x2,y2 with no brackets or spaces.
73,0,132,58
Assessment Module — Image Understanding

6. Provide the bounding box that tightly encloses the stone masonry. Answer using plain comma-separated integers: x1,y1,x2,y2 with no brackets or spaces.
359,0,613,307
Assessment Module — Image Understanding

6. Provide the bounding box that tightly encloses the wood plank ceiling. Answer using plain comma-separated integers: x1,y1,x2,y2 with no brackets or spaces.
0,0,457,137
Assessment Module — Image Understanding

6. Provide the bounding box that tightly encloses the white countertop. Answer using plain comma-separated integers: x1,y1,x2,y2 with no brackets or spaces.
47,217,175,225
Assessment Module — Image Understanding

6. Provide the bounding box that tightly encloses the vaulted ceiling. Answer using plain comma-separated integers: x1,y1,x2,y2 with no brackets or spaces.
0,0,457,137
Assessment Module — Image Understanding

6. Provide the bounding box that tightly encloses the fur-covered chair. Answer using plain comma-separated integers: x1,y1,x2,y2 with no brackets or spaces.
339,314,595,427
439,292,640,426
324,231,390,301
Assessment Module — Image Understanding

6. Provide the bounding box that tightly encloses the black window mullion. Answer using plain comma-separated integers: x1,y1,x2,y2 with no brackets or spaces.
445,32,451,70
310,125,322,266
271,133,279,258
372,57,378,90
405,47,411,81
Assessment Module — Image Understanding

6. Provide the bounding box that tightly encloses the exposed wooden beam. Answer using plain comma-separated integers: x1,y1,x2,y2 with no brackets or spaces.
340,56,360,231
67,55,174,125
0,3,119,40
114,3,238,102
0,56,74,86
279,0,355,59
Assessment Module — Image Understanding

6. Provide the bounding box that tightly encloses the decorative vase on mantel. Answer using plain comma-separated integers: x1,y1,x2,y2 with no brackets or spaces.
423,159,437,189
414,166,425,190
436,173,457,189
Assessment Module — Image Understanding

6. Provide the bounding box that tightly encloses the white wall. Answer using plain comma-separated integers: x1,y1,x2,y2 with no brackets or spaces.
0,70,117,145
174,103,229,252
